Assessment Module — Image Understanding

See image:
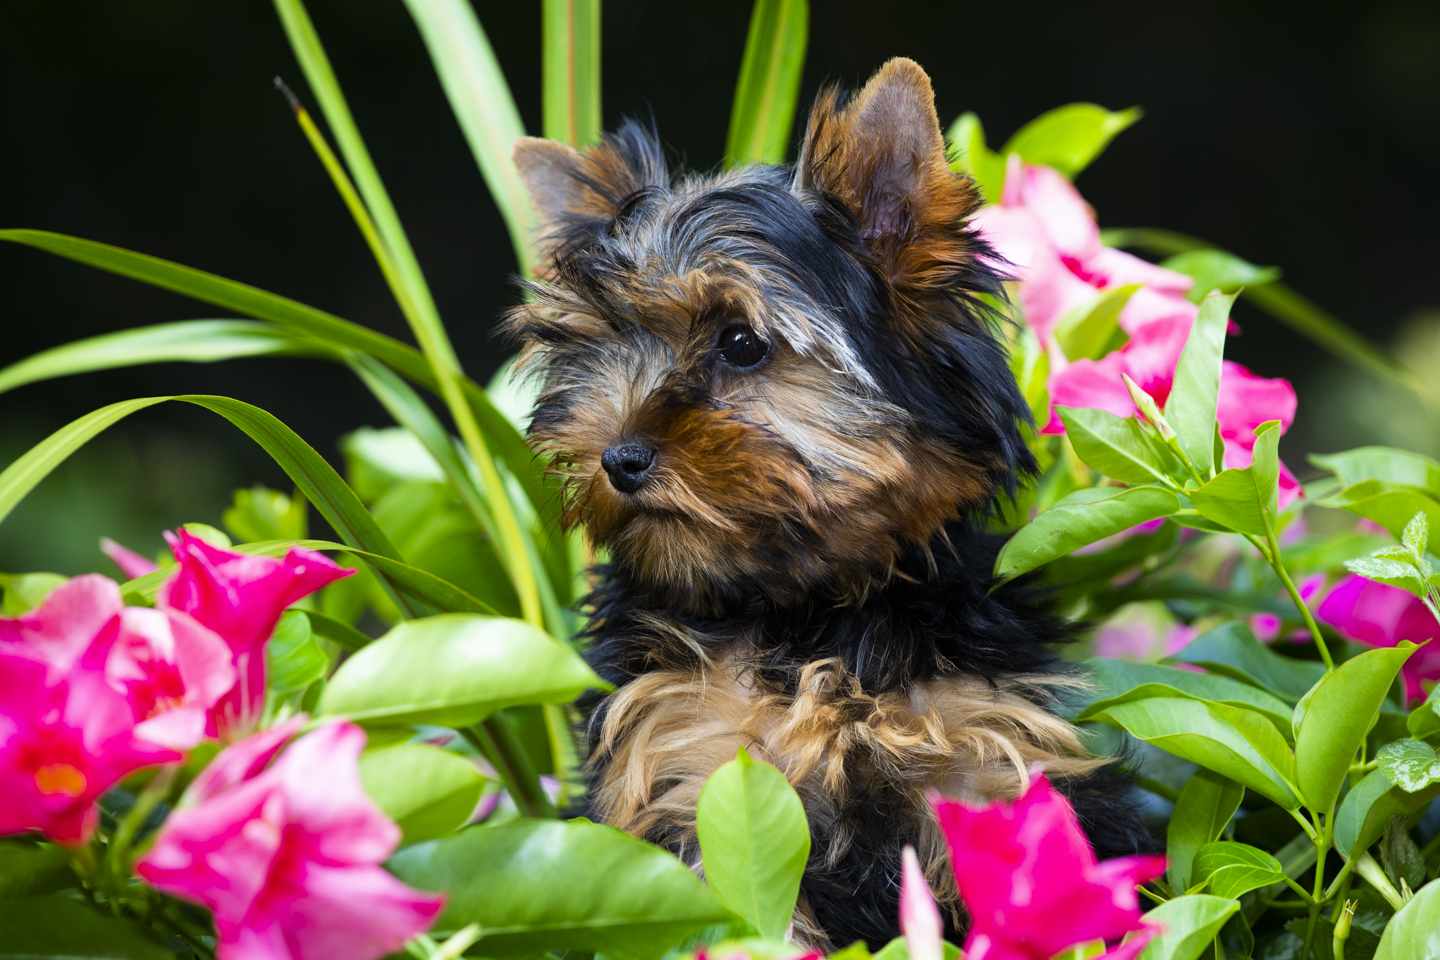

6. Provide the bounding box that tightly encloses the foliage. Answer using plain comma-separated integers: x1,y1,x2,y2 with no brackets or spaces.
2,2,1439,960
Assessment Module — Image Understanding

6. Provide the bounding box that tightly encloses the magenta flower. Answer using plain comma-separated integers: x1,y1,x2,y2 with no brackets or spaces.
931,773,1165,960
0,650,180,844
137,719,444,960
1316,575,1440,703
157,531,352,739
101,537,160,579
900,844,944,960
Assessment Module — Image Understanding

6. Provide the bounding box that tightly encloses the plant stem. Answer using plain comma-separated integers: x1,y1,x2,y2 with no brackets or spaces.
1261,519,1334,671
463,718,556,819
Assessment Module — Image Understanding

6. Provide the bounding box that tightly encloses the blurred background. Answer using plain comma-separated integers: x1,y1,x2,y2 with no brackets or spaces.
3,0,1438,576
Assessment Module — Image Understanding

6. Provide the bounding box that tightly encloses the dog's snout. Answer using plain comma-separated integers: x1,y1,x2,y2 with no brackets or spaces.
601,441,657,494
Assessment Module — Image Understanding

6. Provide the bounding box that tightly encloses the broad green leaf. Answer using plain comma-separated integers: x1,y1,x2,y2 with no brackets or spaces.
1187,421,1282,536
0,897,173,959
1159,250,1279,303
696,748,810,940
342,426,445,502
0,841,74,900
999,103,1141,179
1376,739,1440,793
1054,286,1136,362
266,608,329,693
1165,621,1326,703
1381,816,1427,893
1373,878,1440,960
995,485,1181,579
871,939,962,960
387,819,738,960
1083,696,1299,808
321,613,605,727
1294,643,1416,815
1192,841,1284,899
1166,769,1244,890
0,320,317,396
1058,407,1183,487
1311,446,1440,491
1163,291,1236,479
542,0,601,148
1081,659,1294,733
946,112,1006,201
1334,768,1440,860
1344,555,1427,598
0,572,68,615
725,0,809,166
399,0,535,270
1136,895,1238,960
223,485,307,543
359,742,487,844
1406,685,1440,739
1317,480,1440,540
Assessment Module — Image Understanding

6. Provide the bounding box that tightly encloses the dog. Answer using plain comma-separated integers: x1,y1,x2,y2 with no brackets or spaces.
505,58,1151,950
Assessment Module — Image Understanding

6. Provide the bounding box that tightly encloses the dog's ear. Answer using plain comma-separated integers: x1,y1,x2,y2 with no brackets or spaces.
513,137,592,231
796,59,973,262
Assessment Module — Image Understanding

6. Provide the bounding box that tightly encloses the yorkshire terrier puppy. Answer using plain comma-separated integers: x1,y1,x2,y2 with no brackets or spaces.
506,59,1151,949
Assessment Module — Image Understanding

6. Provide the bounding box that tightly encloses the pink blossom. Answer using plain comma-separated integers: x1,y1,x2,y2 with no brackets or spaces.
1093,602,1197,662
158,531,351,739
0,650,180,844
137,720,444,960
1316,575,1440,703
931,773,1165,960
1,576,235,751
900,844,944,960
101,537,160,579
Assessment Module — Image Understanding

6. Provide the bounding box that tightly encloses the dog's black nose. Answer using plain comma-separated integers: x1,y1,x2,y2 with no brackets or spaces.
601,441,657,493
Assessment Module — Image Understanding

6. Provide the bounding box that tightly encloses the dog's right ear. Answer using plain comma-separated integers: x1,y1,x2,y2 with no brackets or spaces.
513,136,590,232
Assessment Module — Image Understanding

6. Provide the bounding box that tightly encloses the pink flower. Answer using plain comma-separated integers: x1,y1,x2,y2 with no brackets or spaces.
158,531,352,739
102,537,160,579
1,576,236,751
900,845,944,960
137,720,444,960
931,773,1165,960
0,650,180,844
1316,575,1440,703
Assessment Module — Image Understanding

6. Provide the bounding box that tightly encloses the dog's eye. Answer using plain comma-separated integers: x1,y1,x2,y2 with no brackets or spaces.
717,324,769,368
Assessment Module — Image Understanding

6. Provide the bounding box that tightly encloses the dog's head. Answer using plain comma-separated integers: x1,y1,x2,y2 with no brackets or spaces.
505,58,1033,614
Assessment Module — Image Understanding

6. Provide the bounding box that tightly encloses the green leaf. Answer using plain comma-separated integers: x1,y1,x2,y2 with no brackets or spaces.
999,103,1141,179
1163,291,1237,479
1373,878,1440,960
1311,447,1440,491
266,608,329,694
1376,739,1440,793
359,742,487,844
0,897,173,959
0,320,317,396
1294,643,1416,814
1344,555,1428,598
1080,659,1295,733
301,608,373,652
995,485,1182,579
1136,895,1238,960
1083,696,1300,808
1056,407,1183,487
1054,286,1136,362
0,572,68,615
871,939,962,960
320,613,606,728
387,819,739,960
1403,511,1429,556
1187,421,1282,535
946,112,1006,202
1192,841,1285,899
1159,250,1280,303
725,0,809,166
1165,621,1327,703
695,747,810,940
223,485,307,543
542,0,601,148
1406,686,1440,739
1318,480,1440,540
1334,769,1440,861
0,841,74,900
1166,769,1244,891
1381,815,1427,893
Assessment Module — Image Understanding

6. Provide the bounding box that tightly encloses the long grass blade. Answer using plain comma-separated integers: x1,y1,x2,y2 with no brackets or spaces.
725,0,808,167
398,0,536,272
274,0,545,630
0,320,319,396
543,0,602,149
1100,226,1415,392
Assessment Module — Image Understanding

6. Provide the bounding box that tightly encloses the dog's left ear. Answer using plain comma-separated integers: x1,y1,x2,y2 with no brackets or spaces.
796,58,975,271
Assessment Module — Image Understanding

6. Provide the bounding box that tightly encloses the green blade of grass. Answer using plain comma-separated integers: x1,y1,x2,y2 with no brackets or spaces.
543,0,602,149
725,0,808,167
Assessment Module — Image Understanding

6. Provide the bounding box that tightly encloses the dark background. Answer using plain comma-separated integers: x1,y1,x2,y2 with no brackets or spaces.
3,0,1438,573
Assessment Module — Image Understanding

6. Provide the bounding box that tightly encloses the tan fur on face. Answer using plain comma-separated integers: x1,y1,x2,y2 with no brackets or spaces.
591,653,1102,946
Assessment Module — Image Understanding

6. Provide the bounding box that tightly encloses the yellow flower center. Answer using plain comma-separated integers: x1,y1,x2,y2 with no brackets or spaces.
34,764,87,798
